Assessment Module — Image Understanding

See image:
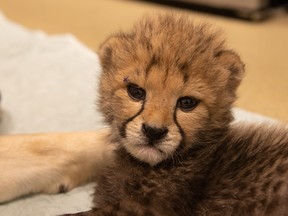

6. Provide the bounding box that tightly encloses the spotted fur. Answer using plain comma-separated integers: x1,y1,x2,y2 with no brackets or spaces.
64,14,288,216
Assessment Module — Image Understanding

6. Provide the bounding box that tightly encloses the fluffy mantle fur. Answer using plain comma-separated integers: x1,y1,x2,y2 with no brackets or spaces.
63,14,288,216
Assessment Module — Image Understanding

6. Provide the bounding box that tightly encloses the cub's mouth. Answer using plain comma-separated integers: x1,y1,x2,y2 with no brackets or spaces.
133,143,165,159
122,120,183,166
123,138,171,166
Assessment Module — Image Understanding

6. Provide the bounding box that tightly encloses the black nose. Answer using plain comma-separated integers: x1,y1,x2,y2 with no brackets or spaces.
142,124,168,141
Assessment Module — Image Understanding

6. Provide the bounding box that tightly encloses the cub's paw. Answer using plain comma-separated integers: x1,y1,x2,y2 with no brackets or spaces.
43,178,75,195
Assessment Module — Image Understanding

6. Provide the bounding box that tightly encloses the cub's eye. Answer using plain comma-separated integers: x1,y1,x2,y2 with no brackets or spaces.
127,84,146,101
177,96,199,112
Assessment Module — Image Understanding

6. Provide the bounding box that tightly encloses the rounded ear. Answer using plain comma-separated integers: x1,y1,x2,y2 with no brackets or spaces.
98,34,134,71
98,37,117,71
215,50,245,91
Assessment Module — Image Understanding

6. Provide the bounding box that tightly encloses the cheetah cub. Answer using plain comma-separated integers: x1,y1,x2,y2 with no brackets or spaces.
64,14,288,216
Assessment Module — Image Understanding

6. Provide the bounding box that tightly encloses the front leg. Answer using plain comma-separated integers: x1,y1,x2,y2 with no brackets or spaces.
0,129,115,203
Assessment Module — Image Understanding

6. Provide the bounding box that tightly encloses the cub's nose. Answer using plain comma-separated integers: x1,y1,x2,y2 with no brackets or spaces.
142,124,168,141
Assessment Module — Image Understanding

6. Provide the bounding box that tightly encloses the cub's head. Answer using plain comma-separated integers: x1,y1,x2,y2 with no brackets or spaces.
98,14,244,166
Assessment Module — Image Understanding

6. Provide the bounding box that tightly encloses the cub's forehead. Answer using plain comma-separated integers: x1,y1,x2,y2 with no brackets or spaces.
99,14,234,98
111,19,224,87
130,14,225,65
113,15,226,82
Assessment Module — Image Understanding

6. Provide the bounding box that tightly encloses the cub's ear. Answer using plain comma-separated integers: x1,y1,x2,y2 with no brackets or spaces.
98,36,116,70
98,34,134,71
215,50,245,91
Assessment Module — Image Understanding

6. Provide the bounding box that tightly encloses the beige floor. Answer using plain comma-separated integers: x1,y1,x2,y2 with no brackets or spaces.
0,0,287,122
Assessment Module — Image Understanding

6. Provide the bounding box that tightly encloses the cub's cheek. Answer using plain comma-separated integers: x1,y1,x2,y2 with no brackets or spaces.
175,107,209,142
125,119,144,140
113,89,144,121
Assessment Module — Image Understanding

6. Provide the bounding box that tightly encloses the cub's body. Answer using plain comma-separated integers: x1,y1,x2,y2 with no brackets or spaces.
90,124,288,216
64,14,288,216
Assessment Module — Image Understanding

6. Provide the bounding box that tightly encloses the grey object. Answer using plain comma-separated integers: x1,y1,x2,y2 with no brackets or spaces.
146,0,287,21
0,12,104,135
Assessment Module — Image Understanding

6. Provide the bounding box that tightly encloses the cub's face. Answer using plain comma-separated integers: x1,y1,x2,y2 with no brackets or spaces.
98,15,244,166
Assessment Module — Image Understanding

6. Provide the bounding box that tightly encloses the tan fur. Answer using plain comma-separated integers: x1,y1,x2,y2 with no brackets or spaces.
0,129,114,203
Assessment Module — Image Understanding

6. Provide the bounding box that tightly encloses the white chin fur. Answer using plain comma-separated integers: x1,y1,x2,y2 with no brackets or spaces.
124,122,181,166
125,143,167,166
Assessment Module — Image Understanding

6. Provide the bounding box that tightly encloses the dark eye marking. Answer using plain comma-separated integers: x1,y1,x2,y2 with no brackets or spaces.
127,84,146,101
177,96,200,112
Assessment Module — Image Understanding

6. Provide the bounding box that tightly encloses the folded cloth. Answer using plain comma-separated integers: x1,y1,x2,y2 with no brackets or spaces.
0,11,274,216
0,11,103,135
